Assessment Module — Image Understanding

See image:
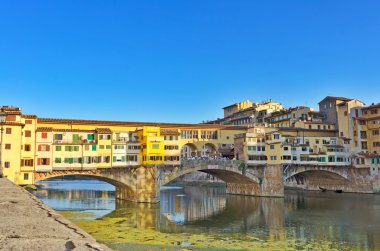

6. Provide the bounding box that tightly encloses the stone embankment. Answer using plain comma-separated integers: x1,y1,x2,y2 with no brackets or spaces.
0,178,111,251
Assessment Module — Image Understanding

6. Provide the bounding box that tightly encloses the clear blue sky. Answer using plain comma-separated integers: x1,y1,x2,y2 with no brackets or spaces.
1,1,379,123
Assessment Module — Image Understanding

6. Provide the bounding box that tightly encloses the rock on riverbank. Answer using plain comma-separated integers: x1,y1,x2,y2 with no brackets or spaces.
0,178,111,251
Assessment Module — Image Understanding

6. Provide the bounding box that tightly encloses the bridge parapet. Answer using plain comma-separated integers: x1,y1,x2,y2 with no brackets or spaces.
180,159,245,170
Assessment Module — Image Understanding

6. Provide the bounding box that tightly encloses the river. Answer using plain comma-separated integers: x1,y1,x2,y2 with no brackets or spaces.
32,178,380,250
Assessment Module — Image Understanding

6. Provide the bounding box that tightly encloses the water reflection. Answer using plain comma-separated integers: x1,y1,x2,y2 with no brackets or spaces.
34,179,115,218
33,179,380,250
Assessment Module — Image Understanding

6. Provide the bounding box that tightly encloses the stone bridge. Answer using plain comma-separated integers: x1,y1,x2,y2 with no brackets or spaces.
34,160,284,203
283,164,379,193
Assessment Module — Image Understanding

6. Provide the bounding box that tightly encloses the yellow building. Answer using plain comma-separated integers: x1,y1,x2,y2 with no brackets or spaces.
265,106,313,127
352,104,380,172
209,99,283,126
235,126,351,167
223,100,253,118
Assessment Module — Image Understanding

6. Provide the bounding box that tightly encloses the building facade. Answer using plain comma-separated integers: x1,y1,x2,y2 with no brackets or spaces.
0,106,246,185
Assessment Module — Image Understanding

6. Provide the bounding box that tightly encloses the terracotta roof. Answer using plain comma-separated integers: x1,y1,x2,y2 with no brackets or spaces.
36,127,95,133
361,103,380,110
1,106,21,112
96,128,112,134
318,96,353,104
354,116,380,121
22,114,37,119
36,127,53,132
303,121,335,125
277,127,338,133
37,117,242,130
5,111,22,115
353,151,380,158
3,122,24,126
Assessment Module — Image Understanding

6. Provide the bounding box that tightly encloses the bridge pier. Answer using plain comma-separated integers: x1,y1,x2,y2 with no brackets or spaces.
115,166,160,203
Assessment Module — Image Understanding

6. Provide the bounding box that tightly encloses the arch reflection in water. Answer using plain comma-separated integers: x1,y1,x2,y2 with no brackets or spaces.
34,178,116,219
158,186,285,239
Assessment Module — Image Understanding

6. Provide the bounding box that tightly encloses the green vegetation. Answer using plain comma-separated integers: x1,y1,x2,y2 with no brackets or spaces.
60,211,353,251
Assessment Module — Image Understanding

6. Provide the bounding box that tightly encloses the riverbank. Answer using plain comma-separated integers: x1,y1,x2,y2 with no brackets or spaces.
0,178,111,251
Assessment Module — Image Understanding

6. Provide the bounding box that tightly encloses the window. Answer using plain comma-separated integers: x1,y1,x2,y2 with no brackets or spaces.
373,142,380,147
24,144,31,151
273,134,280,139
360,131,367,139
23,173,29,180
5,144,11,150
21,159,33,167
73,146,79,151
344,111,348,116
38,158,50,165
5,128,12,134
38,145,50,151
41,133,48,139
283,146,289,151
25,120,32,124
55,158,61,164
25,130,31,137
270,145,275,149
92,145,97,151
371,109,378,115
152,144,160,149
127,155,138,161
99,145,105,149
315,140,320,144
309,125,312,129
128,145,140,150
4,162,10,168
106,145,111,149
87,134,95,140
373,130,379,136
99,134,111,140
72,134,80,142
114,145,124,150
55,146,61,151
84,145,89,151
270,156,277,161
54,134,63,140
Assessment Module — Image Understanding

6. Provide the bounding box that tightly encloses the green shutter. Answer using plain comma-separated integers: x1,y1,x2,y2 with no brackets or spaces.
87,134,94,140
73,134,80,143
122,156,126,162
113,156,117,162
92,145,97,151
56,146,61,151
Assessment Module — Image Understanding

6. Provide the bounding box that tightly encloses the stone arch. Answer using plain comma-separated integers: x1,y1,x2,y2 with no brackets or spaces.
284,168,350,190
34,172,136,201
201,143,218,158
159,164,261,187
285,167,350,181
181,143,198,159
